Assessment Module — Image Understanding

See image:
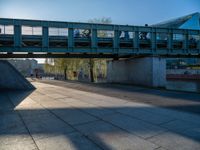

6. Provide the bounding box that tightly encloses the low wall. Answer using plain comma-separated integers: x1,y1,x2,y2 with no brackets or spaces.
167,69,200,75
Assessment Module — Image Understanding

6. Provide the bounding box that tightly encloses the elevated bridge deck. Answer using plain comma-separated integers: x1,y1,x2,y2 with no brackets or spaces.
0,18,200,58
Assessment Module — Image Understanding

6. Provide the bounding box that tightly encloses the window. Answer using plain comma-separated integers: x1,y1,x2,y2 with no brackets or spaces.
49,28,68,36
97,30,114,38
173,34,184,41
0,25,14,34
22,26,42,35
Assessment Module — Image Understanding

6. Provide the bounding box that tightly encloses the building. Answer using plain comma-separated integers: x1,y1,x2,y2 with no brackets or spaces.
152,12,200,30
8,59,38,77
152,12,200,69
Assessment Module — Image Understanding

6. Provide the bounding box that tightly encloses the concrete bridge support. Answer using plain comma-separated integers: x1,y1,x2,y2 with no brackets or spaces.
107,57,166,88
0,60,35,90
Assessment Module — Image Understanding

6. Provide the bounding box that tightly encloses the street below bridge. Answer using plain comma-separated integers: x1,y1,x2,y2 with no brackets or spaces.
0,80,200,150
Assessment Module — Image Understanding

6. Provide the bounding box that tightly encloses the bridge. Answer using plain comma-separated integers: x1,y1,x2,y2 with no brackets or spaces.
1,18,200,150
0,18,200,58
0,18,200,88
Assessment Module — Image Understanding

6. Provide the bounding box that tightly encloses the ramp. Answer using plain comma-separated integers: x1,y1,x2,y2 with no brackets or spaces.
0,60,35,90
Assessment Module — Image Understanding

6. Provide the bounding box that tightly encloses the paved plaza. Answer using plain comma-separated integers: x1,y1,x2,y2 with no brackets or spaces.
0,81,200,150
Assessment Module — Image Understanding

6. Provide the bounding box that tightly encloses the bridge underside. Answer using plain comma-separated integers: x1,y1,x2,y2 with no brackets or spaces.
0,53,199,58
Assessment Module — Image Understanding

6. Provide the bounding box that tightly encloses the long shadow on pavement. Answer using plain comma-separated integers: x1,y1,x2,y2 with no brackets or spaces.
0,90,200,150
39,80,200,115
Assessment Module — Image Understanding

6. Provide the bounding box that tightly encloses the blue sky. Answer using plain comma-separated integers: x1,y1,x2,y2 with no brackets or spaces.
0,0,199,63
0,0,199,25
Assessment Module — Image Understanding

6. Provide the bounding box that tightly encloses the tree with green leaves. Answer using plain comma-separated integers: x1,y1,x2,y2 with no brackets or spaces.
44,17,112,82
87,17,112,82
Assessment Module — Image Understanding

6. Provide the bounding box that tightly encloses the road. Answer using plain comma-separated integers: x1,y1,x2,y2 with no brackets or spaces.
0,80,200,150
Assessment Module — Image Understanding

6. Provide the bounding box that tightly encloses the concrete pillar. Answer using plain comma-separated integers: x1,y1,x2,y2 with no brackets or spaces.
107,57,166,87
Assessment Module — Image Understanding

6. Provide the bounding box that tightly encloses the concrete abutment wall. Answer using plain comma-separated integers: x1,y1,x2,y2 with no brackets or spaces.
107,57,166,87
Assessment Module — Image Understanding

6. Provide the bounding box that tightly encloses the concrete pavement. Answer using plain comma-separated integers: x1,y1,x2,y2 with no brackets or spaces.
0,81,200,150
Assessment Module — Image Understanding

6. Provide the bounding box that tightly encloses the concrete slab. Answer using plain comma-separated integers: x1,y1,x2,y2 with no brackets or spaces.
0,113,23,132
145,106,200,125
116,106,175,125
180,128,200,142
22,114,75,140
0,95,14,111
102,113,166,139
148,131,200,150
0,126,35,148
161,120,200,133
51,108,98,125
0,139,37,150
75,120,158,150
35,132,101,150
68,100,116,118
1,81,200,150
47,93,68,99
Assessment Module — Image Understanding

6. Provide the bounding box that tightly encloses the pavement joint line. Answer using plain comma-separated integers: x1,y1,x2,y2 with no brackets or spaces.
40,81,132,105
39,80,200,112
33,130,77,142
6,94,40,150
114,111,193,137
35,85,173,132
145,135,170,150
53,97,73,100
30,91,161,148
62,94,152,112
28,81,200,149
144,130,169,140
156,119,178,126
34,91,46,96
59,94,132,111
28,96,105,150
65,103,118,118
154,146,164,150
67,119,101,127
63,99,161,146
115,110,175,128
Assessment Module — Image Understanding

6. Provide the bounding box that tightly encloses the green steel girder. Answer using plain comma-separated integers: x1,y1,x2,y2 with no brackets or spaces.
0,18,200,58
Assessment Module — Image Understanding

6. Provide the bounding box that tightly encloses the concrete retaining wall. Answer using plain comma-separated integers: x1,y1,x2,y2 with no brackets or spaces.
107,57,166,87
0,60,35,90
